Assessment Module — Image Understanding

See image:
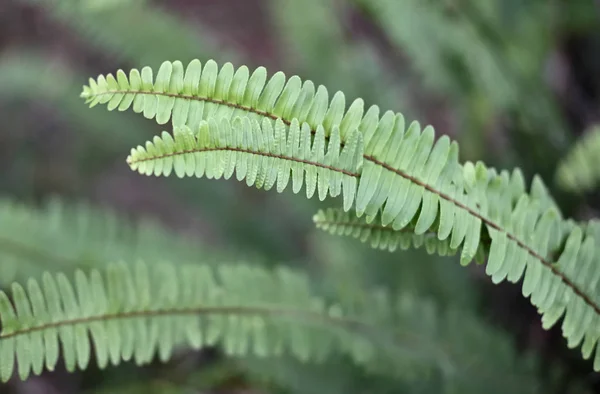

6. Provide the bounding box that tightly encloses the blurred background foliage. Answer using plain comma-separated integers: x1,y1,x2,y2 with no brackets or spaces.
0,0,600,393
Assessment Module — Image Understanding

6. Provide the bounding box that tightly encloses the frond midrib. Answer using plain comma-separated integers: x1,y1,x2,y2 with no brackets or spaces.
127,145,360,178
0,304,362,341
86,88,600,317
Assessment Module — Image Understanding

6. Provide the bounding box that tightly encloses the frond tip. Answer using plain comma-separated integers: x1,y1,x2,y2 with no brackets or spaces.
126,116,364,211
0,261,379,382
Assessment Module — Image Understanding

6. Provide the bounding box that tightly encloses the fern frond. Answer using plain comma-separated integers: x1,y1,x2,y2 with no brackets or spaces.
83,59,600,370
80,59,362,133
313,172,560,263
0,261,381,382
352,0,513,106
21,0,232,68
556,125,600,193
313,208,461,257
126,117,363,211
0,260,546,391
0,197,215,285
0,50,151,150
245,299,547,394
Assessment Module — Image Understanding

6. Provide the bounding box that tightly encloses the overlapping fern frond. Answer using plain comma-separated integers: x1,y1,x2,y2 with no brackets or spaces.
245,298,546,394
313,171,560,263
0,197,216,285
127,117,363,211
0,260,550,393
313,208,461,258
81,59,600,369
556,125,600,193
0,261,383,382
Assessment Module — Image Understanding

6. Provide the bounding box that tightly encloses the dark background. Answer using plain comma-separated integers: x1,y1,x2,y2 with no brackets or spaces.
1,0,600,393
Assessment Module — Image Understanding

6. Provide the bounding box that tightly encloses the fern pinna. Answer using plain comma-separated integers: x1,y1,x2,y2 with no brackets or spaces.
18,58,592,371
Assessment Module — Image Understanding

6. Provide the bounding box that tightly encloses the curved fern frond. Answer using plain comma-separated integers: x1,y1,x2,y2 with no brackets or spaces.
126,117,363,211
80,59,363,134
314,173,560,264
248,296,547,394
556,125,600,193
83,59,600,370
313,208,461,258
0,197,217,285
0,261,383,382
0,260,547,391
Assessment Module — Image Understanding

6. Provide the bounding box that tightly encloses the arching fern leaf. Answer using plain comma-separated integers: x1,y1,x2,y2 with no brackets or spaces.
313,208,461,258
82,59,600,370
0,261,382,382
126,117,363,211
0,260,549,391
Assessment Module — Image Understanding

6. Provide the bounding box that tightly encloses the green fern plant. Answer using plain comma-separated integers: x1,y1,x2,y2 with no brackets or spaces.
0,261,385,381
556,125,600,194
1,258,559,392
77,58,600,372
0,196,224,285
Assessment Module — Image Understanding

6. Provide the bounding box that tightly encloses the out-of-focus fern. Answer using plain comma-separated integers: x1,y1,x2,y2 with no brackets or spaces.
240,296,546,394
270,0,407,112
269,0,344,77
0,259,551,394
353,0,512,106
556,125,600,194
0,260,450,382
0,197,222,286
0,51,149,149
20,0,232,69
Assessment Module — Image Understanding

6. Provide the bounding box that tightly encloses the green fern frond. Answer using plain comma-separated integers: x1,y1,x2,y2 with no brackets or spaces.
80,59,363,134
556,125,600,193
0,261,381,382
352,0,513,106
313,208,461,257
21,0,232,68
126,117,363,211
313,172,560,263
246,299,546,394
0,197,216,285
82,59,600,370
0,260,544,391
